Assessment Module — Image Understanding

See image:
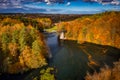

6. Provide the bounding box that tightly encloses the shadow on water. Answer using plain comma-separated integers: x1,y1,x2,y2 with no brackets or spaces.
47,33,120,80
0,69,37,80
0,66,48,80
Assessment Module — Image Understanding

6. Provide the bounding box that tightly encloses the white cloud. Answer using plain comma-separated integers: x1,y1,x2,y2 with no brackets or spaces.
0,0,23,9
11,0,21,5
45,0,49,2
66,2,71,6
111,0,120,5
46,2,51,5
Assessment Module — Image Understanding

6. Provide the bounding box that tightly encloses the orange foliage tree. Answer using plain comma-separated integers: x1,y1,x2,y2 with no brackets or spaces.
0,18,49,74
57,11,120,48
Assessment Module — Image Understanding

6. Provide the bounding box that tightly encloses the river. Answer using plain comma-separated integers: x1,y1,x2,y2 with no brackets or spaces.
0,32,120,80
47,32,120,80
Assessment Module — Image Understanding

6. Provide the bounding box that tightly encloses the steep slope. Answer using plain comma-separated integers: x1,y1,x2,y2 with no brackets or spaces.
57,11,120,48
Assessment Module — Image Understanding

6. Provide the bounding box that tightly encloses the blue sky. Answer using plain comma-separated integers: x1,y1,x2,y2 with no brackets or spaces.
0,0,120,14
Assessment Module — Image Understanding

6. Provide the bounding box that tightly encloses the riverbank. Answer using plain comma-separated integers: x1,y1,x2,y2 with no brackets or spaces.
47,32,120,80
0,32,120,80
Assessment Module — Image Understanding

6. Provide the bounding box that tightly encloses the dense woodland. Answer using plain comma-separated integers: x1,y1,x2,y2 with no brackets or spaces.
57,11,120,49
0,13,84,23
0,11,120,80
0,16,53,74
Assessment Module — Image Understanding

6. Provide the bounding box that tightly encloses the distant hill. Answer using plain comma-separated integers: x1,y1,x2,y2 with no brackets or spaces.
0,13,88,23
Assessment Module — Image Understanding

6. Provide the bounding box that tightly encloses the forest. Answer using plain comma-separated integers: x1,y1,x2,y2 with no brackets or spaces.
57,11,120,49
0,13,84,23
0,11,120,80
0,16,53,74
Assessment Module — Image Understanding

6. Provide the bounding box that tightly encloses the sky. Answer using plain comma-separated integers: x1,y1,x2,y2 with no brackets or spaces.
0,0,120,14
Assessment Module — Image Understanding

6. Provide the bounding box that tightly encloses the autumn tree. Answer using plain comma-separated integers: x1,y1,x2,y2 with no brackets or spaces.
0,18,49,73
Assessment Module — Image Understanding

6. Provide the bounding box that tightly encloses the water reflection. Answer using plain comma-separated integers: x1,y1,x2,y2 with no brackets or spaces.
0,33,120,80
48,33,120,80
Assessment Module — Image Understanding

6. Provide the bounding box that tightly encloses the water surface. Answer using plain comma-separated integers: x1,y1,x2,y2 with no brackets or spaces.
47,33,120,80
0,32,120,80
